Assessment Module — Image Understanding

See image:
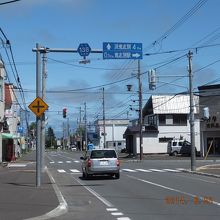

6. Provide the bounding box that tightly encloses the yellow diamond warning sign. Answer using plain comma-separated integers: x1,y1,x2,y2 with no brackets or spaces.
28,97,49,117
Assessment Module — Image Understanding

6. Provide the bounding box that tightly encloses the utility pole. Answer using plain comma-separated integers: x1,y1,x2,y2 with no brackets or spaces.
84,102,88,148
67,118,70,149
102,87,106,148
36,43,41,187
41,51,47,173
137,60,143,160
188,50,196,171
79,106,82,151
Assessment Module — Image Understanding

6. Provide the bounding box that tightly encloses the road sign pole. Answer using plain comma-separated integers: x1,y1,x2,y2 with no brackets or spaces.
41,51,47,173
36,43,41,187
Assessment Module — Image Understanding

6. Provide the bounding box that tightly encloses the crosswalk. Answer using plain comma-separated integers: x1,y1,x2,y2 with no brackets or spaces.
49,160,80,164
56,168,184,174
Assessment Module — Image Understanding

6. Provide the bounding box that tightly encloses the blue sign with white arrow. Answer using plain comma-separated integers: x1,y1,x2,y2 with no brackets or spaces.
77,43,91,57
103,42,143,59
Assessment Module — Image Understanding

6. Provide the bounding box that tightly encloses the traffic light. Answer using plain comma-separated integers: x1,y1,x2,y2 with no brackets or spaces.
63,108,67,118
148,69,156,90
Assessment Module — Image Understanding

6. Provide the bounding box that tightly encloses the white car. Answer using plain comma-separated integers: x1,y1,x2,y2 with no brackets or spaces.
80,149,120,179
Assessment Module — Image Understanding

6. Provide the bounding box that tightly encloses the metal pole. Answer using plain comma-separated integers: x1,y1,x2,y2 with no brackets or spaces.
36,43,41,187
103,87,106,148
67,117,70,148
80,107,82,151
137,60,143,160
188,50,196,171
41,51,47,173
84,102,88,148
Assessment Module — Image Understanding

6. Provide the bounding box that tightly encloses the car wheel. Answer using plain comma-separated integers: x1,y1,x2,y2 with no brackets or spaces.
82,170,85,179
115,172,120,179
172,151,178,156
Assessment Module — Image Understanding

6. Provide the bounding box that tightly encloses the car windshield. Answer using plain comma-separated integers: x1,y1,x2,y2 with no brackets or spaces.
90,150,117,159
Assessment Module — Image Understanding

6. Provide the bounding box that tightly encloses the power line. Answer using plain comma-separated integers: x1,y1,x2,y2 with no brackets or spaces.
0,0,22,6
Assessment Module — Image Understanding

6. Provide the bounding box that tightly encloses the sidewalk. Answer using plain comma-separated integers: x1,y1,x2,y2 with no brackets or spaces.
0,151,60,220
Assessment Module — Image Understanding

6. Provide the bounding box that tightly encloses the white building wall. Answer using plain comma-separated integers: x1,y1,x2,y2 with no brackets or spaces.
134,119,200,154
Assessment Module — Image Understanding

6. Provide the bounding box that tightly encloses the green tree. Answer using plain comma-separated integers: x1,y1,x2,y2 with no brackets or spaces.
46,126,56,148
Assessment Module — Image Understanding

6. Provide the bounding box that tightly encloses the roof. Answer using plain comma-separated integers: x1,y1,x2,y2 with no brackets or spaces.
198,84,220,91
124,125,158,136
143,95,199,115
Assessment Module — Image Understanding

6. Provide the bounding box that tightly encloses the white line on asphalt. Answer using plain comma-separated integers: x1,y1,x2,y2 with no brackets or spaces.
66,161,71,163
70,169,80,173
24,167,68,220
57,169,66,173
7,163,27,168
163,169,181,172
117,218,131,220
106,208,118,211
122,169,137,172
149,169,166,172
49,162,55,164
58,161,63,164
127,174,220,207
111,212,123,216
71,175,114,207
135,169,152,172
74,160,80,163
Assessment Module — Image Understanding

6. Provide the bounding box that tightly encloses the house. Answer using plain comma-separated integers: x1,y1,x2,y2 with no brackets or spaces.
0,61,5,162
0,60,21,162
124,94,201,155
198,84,220,157
95,119,129,151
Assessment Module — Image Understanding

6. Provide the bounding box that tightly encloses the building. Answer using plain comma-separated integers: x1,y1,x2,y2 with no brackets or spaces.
198,84,220,157
95,119,129,151
124,95,201,155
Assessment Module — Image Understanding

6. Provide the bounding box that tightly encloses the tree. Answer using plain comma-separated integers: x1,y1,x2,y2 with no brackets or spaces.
46,126,56,148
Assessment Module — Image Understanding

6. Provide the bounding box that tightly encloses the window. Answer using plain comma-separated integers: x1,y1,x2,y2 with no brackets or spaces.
91,150,117,159
159,114,187,126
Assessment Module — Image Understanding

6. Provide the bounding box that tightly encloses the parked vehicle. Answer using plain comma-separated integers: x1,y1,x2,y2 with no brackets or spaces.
180,141,199,156
80,149,120,179
167,139,186,156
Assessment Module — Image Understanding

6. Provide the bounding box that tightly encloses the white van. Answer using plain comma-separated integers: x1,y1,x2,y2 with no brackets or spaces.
167,139,185,156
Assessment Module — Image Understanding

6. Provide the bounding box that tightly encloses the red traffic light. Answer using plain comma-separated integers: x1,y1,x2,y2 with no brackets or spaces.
63,108,67,118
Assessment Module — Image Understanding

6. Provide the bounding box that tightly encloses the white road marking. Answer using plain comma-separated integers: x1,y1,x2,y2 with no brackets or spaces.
57,169,66,173
106,208,118,211
149,169,166,172
117,217,131,220
163,169,181,172
127,175,220,207
71,175,113,207
50,162,55,164
135,169,152,172
70,169,80,173
111,212,123,216
74,160,80,163
66,161,71,163
122,169,137,172
7,163,27,168
58,161,63,164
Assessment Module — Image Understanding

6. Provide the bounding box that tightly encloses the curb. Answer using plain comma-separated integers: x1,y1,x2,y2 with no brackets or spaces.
181,168,220,179
24,167,68,220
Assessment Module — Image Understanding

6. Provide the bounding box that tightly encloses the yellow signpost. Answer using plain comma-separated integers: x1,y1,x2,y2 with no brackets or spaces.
28,97,49,117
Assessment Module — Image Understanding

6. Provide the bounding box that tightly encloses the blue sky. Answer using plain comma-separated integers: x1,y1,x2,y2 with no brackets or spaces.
1,0,220,137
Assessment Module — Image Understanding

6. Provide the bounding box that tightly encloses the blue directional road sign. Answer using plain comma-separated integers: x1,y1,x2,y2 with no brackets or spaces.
77,43,91,57
103,42,142,60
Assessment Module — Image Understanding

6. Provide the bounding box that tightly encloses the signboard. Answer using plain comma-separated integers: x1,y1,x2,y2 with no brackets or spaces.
77,43,91,57
28,97,49,117
103,42,142,59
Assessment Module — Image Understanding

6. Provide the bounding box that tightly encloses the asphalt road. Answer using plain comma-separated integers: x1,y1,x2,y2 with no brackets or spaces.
46,150,220,220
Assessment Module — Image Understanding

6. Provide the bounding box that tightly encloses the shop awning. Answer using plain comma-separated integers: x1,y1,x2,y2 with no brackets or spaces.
2,133,20,139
